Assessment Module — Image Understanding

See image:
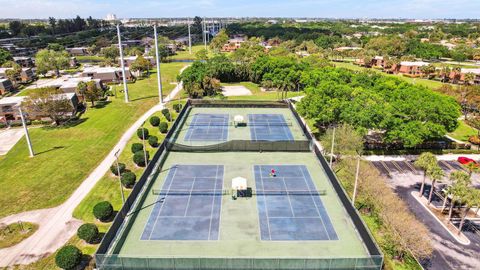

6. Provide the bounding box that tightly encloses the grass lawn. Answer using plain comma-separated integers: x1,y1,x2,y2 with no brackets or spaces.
221,81,304,101
75,55,106,63
333,62,446,90
0,63,187,219
0,222,38,249
448,120,478,142
168,45,205,61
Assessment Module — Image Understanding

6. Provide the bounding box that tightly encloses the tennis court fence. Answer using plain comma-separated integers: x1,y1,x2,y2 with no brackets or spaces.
151,189,327,196
95,255,384,270
165,139,312,152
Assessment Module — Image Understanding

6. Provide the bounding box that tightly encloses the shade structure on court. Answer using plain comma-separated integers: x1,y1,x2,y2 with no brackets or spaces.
232,176,247,190
234,115,244,122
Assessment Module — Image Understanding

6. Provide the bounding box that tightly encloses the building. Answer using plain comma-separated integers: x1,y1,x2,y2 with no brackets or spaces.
26,76,104,99
95,100,383,270
449,68,480,85
221,37,246,52
334,46,362,52
119,55,155,67
0,93,78,123
0,78,14,95
105,14,117,21
66,47,89,56
81,66,134,83
13,56,34,68
0,67,36,83
394,61,430,77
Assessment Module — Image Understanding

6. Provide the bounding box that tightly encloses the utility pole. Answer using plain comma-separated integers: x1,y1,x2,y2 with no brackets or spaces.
329,127,335,167
203,17,207,49
114,149,125,204
18,107,34,157
188,20,192,54
117,24,129,103
153,24,163,103
352,156,361,204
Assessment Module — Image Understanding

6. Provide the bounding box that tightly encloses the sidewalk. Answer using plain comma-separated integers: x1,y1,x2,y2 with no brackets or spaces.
0,80,184,267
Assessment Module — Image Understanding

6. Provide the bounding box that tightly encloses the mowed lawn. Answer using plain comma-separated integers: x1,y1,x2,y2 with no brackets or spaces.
221,81,304,100
0,63,187,218
448,120,478,142
333,62,446,90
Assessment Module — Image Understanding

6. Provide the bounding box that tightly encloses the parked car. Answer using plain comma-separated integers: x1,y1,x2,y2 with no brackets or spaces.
457,156,477,165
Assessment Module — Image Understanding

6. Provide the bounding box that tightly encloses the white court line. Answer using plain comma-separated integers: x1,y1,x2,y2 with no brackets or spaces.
207,165,219,240
299,166,331,240
281,177,296,217
147,165,179,240
183,176,197,217
259,165,273,240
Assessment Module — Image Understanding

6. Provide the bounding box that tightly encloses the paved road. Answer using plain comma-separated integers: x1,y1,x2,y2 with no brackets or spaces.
386,174,480,270
0,128,24,155
0,78,185,267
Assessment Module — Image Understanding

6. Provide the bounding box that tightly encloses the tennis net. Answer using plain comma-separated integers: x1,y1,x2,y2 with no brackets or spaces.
186,122,232,126
247,121,293,126
151,189,326,196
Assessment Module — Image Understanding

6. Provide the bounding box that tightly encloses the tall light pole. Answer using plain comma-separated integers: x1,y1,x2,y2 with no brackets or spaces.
117,24,129,103
114,149,125,204
352,156,361,204
203,17,207,49
188,21,192,55
329,127,335,167
18,107,34,157
153,24,163,104
141,122,148,167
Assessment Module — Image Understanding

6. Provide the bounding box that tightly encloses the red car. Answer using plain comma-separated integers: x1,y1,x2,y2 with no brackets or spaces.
457,157,477,165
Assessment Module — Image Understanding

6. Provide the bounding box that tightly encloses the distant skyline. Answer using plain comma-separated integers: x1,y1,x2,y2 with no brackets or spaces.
0,0,479,19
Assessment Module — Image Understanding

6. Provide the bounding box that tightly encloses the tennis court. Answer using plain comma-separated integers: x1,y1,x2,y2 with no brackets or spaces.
184,113,229,141
141,165,224,240
255,165,337,241
248,114,294,141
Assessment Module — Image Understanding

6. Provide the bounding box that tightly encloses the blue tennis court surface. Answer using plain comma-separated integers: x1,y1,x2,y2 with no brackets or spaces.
141,165,224,240
185,114,229,141
248,114,294,141
254,165,338,241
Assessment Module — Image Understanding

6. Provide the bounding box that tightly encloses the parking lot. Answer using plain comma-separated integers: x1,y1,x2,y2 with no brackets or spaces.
371,160,466,176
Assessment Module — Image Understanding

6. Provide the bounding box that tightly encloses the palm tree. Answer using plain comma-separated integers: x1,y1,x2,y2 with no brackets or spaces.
464,72,476,86
448,183,467,221
427,164,445,205
464,162,480,177
457,188,480,234
442,171,471,213
415,153,437,197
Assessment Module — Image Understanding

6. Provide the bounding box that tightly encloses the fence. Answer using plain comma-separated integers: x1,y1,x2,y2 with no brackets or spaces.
165,139,312,152
95,255,384,270
95,99,383,270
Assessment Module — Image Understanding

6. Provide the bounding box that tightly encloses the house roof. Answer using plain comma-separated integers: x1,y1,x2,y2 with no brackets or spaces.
0,96,24,106
400,61,430,67
461,68,480,75
82,66,130,74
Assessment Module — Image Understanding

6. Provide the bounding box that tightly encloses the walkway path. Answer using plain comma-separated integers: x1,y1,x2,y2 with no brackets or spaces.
0,79,185,267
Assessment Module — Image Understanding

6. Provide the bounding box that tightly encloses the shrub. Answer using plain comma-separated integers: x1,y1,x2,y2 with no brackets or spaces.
149,116,160,127
133,151,150,167
173,103,182,113
0,123,6,129
131,143,143,154
55,245,82,269
469,136,480,145
110,162,126,176
164,112,172,121
161,108,170,116
159,122,168,133
148,136,159,147
93,201,113,221
77,223,99,244
121,171,137,188
136,128,149,140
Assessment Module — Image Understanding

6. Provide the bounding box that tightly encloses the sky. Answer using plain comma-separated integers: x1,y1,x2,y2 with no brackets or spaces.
0,0,479,19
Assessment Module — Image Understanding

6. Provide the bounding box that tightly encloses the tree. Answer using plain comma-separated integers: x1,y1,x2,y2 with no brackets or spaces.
77,223,99,244
9,21,24,36
321,124,364,161
195,49,209,61
102,46,119,62
457,188,480,234
426,164,444,204
414,153,438,197
463,162,480,177
464,72,476,86
55,245,82,269
83,81,103,107
47,43,65,52
93,201,113,221
130,55,152,77
210,29,229,52
48,17,56,34
22,88,74,125
2,61,21,87
35,49,69,76
442,171,471,213
193,16,203,34
0,48,12,66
